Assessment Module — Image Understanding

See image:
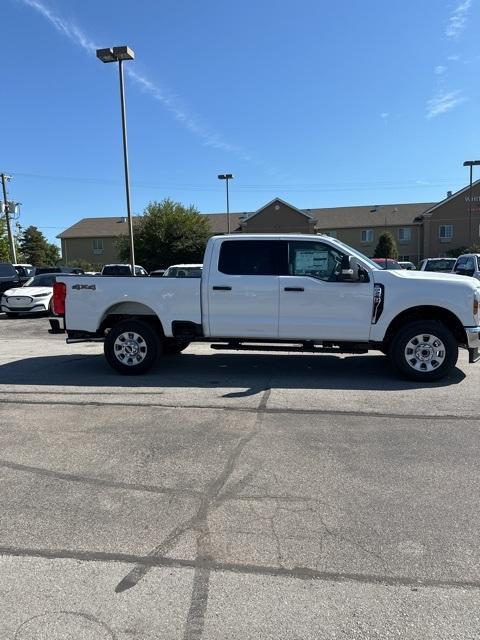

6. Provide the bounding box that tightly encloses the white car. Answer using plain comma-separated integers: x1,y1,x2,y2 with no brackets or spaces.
452,254,480,281
1,273,58,317
163,264,203,277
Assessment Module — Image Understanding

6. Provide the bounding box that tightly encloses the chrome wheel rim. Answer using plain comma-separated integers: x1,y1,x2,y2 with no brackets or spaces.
114,331,147,366
404,333,446,372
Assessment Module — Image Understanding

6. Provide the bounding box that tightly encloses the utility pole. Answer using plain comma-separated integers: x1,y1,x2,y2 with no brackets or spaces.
1,173,17,263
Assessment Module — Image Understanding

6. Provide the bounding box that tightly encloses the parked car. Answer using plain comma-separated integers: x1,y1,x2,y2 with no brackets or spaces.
34,266,85,275
101,264,148,276
13,263,35,283
1,273,59,317
452,254,480,281
52,233,480,381
418,258,456,273
0,263,21,293
371,258,403,270
149,269,166,277
398,261,416,270
163,264,203,277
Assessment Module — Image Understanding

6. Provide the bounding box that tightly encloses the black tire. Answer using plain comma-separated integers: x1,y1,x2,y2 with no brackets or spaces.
163,339,190,356
388,320,458,381
5,312,19,319
104,319,161,375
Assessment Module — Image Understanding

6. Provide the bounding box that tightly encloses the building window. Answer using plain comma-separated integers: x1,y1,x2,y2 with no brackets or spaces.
93,238,104,255
439,225,453,242
398,227,412,243
361,229,374,243
399,255,410,261
325,230,337,238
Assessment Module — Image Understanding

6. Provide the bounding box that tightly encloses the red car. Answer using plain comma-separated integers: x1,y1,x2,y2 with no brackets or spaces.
371,258,403,270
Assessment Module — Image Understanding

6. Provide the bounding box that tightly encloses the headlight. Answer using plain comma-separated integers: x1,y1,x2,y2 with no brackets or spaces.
33,293,49,298
474,290,480,320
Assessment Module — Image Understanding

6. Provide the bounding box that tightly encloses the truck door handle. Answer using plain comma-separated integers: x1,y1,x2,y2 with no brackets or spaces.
284,287,304,292
212,286,232,291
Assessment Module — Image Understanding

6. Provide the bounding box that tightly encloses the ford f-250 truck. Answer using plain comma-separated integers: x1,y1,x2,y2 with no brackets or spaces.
51,234,480,381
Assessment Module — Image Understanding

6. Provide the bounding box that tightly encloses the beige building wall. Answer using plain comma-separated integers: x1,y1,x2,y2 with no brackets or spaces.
317,224,421,262
424,183,480,257
241,201,316,233
61,237,120,267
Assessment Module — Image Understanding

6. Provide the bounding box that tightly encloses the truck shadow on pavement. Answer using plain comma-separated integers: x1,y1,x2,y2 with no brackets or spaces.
0,350,466,392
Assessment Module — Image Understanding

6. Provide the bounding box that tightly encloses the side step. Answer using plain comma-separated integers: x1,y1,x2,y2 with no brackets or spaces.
210,341,368,354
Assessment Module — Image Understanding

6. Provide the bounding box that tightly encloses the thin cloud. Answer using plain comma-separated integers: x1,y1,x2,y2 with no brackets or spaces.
447,54,461,61
445,0,473,38
434,65,447,75
18,0,97,53
380,112,389,119
426,90,466,118
16,0,254,161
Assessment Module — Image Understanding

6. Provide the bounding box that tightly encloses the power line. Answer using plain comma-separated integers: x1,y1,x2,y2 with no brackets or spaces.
4,170,463,194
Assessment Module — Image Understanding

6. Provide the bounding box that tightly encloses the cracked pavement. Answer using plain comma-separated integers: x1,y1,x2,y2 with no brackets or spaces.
1,315,480,639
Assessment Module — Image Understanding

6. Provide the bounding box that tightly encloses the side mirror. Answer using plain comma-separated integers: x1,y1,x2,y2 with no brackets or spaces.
340,255,355,281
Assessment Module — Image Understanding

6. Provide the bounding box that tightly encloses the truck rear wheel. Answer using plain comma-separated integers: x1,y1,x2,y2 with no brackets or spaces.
389,320,458,381
104,319,161,375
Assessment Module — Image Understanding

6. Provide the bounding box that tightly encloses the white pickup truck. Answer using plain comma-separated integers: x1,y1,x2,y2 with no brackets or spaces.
51,234,480,381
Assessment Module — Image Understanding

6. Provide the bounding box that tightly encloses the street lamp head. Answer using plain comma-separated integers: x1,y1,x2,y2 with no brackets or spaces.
218,174,234,180
96,46,135,63
463,160,480,167
96,48,116,63
113,46,135,61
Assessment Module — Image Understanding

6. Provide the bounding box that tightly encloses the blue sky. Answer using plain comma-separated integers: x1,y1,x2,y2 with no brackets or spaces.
2,0,480,244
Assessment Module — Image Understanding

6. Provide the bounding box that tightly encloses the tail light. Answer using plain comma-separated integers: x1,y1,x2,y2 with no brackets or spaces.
52,282,66,315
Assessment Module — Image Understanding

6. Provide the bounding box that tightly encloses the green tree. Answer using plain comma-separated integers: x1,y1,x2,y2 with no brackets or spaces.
18,225,60,266
374,232,398,260
0,217,9,262
118,199,211,271
447,244,480,258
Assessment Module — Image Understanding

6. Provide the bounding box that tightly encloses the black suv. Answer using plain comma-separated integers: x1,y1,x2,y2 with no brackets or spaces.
0,263,20,294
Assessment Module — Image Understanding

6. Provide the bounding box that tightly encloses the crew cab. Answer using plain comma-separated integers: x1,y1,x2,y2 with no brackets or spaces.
52,234,480,381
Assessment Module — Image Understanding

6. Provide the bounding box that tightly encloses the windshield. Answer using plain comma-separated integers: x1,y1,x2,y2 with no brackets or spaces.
424,259,456,272
23,275,56,287
0,264,16,277
102,265,131,276
163,266,203,277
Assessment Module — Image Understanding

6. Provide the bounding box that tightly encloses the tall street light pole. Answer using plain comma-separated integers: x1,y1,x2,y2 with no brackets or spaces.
218,174,234,234
1,173,17,263
463,160,480,246
97,46,136,275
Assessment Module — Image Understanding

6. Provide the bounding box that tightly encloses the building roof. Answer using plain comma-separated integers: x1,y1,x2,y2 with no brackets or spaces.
307,202,435,229
57,199,442,240
58,213,246,238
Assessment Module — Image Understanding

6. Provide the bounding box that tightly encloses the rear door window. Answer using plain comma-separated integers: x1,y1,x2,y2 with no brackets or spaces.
218,240,287,275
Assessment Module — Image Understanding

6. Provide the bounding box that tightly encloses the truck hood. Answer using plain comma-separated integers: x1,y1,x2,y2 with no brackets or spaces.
373,269,478,288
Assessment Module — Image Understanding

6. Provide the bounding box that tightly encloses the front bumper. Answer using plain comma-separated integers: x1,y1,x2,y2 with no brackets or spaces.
465,326,480,363
1,303,48,314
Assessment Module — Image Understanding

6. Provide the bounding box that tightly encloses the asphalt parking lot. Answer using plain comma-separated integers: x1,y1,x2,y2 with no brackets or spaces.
0,315,479,639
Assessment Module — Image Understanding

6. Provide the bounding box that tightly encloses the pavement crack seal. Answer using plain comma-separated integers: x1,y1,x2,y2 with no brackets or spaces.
0,397,476,421
0,459,202,499
1,545,480,591
114,388,270,640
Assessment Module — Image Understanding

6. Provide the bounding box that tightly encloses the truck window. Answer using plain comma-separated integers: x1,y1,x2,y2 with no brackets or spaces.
218,240,286,275
288,241,344,281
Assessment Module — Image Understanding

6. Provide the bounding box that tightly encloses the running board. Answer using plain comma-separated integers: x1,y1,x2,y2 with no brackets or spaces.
210,341,368,354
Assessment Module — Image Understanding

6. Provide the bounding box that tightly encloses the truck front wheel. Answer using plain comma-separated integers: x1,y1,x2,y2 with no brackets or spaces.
104,319,161,375
389,320,458,381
